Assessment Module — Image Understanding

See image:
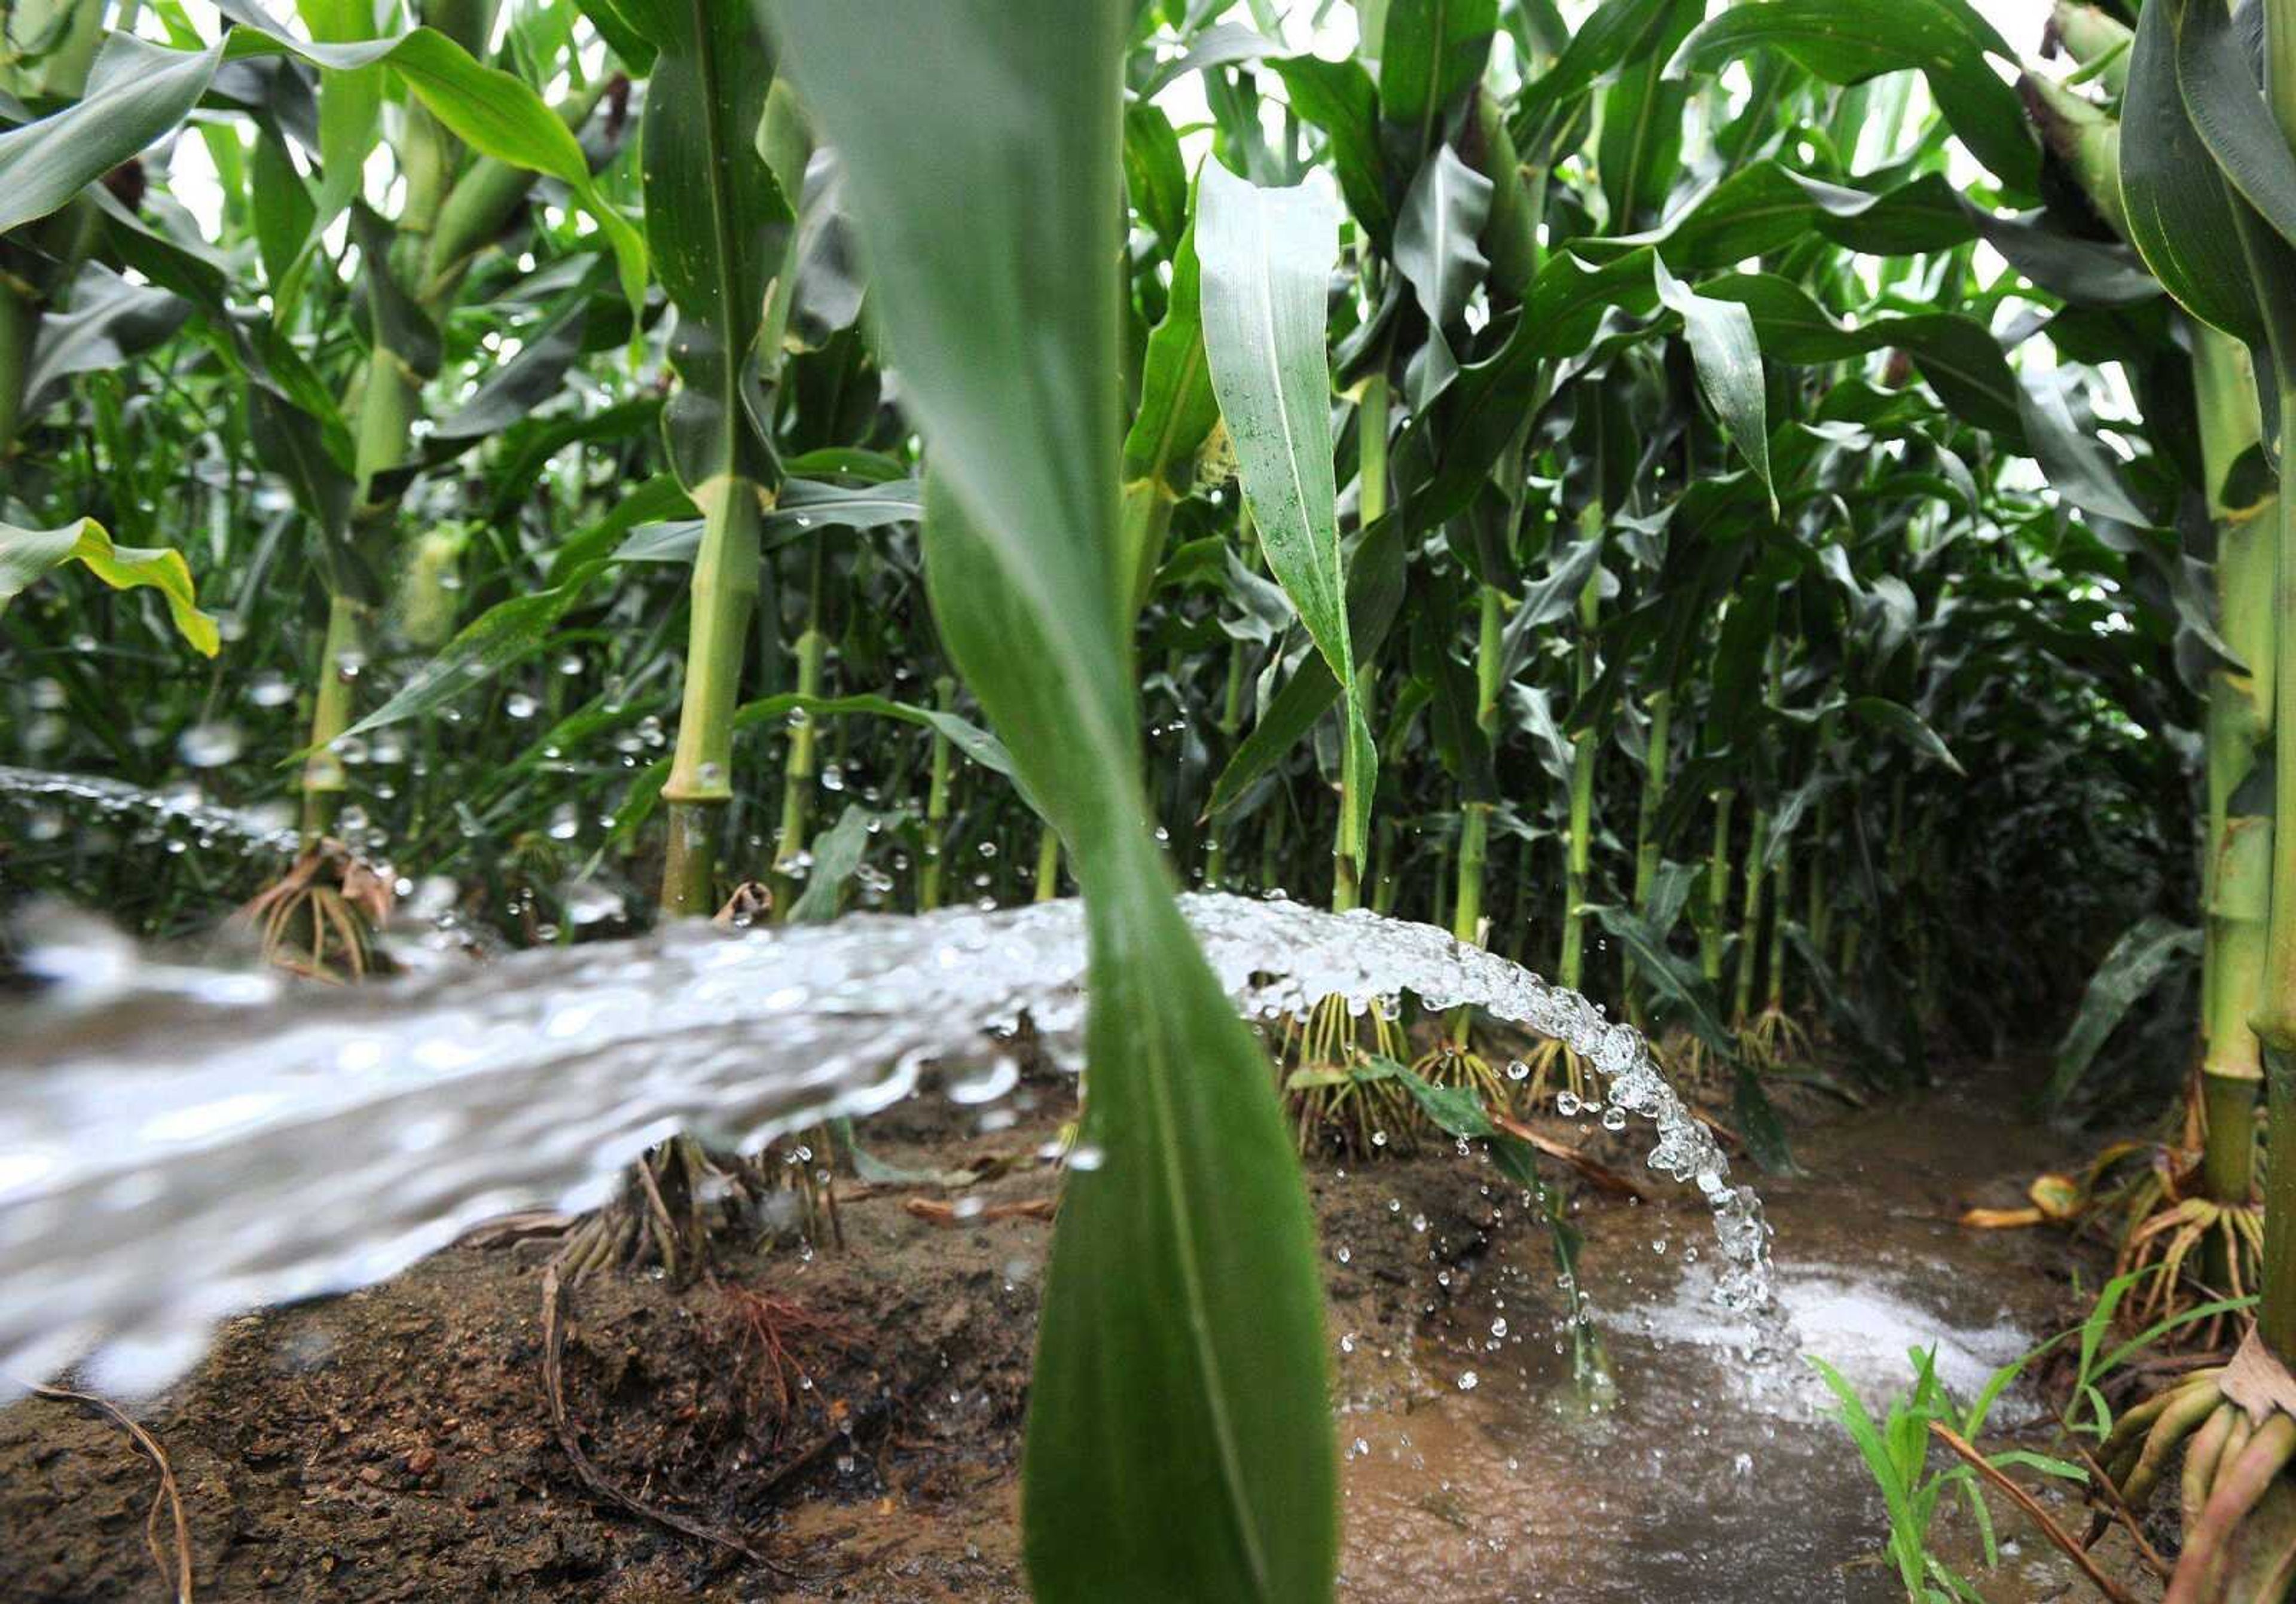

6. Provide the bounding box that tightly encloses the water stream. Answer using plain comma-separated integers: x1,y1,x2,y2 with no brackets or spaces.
0,882,1772,1398
0,763,308,864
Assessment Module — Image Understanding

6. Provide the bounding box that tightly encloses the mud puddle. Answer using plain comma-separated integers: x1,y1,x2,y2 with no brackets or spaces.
1339,1088,2154,1602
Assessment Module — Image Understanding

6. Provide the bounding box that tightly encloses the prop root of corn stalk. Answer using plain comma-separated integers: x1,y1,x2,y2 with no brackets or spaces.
2097,1331,2296,1601
539,1265,795,1575
546,1131,840,1287
237,841,395,982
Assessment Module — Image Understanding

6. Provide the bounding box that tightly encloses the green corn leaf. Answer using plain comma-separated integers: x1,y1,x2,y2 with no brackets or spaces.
348,203,442,379
743,692,1019,784
1666,0,2038,193
1379,0,1498,156
1576,161,1971,273
20,265,190,418
1119,209,1217,612
1123,102,1189,249
1393,141,1491,405
1733,1058,1798,1176
1198,160,1376,873
1696,273,2025,442
1500,530,1605,678
611,688,1030,847
547,473,696,582
1397,246,1660,533
430,290,596,445
2117,0,2267,345
248,127,316,291
611,479,924,564
1505,682,1577,783
0,517,219,656
1808,1355,1928,1599
1583,902,1734,1056
1848,696,1965,777
340,480,697,739
2015,377,2153,527
571,0,655,69
0,33,222,235
2161,0,2296,373
1123,215,1217,496
220,23,648,308
1961,206,2160,308
296,0,383,265
1395,143,1491,332
1270,54,1392,246
1760,772,1834,874
615,0,792,493
335,561,613,742
1385,1058,1544,1190
1202,512,1406,821
768,6,1339,1603
2172,0,2296,258
1653,257,1773,511
2044,914,2202,1110
787,803,878,923
1596,0,1694,233
1135,20,1269,98
1510,0,1671,154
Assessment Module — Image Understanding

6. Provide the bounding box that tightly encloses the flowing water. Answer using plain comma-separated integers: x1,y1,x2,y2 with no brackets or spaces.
0,875,1772,1400
0,764,308,864
1336,1094,2104,1602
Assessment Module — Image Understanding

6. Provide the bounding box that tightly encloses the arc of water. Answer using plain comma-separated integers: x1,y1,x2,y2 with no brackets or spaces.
0,891,1772,1393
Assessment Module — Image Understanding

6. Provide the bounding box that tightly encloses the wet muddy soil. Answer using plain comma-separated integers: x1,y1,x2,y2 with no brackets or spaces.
1,1061,2165,1602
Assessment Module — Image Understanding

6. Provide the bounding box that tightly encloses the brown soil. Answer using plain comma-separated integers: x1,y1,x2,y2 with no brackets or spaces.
1,1064,1568,1603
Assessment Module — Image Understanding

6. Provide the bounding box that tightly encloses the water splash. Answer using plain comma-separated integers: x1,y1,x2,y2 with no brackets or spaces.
0,764,306,861
0,893,1770,1392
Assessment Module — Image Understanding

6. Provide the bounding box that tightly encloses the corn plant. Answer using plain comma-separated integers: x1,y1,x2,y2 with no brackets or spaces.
770,3,1336,1597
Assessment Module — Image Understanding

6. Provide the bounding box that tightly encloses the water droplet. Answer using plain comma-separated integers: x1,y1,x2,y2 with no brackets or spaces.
176,722,242,768
563,882,625,927
947,1056,1019,1106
